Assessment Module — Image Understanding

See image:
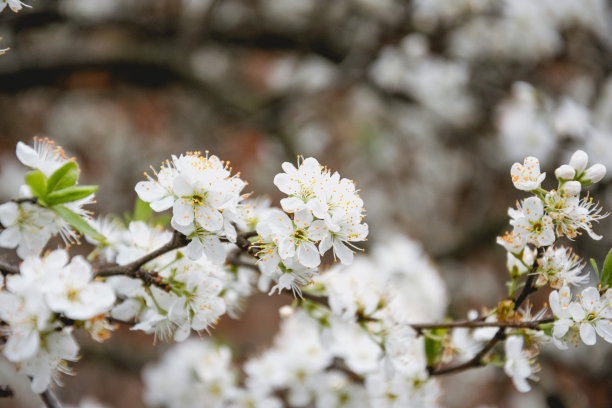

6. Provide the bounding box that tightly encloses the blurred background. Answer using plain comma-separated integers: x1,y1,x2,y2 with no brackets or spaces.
0,0,612,407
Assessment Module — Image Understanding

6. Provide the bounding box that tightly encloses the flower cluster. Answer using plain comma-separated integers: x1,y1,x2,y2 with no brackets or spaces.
2,137,612,405
498,151,607,256
255,156,368,294
490,150,611,392
0,139,97,258
0,249,115,392
95,221,256,342
549,286,612,348
135,152,247,263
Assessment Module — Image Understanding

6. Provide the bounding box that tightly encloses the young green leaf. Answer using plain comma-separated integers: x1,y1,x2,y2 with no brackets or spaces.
45,185,98,206
25,170,47,201
51,204,105,242
590,258,600,280
424,328,447,367
133,198,153,222
46,161,79,193
600,248,612,288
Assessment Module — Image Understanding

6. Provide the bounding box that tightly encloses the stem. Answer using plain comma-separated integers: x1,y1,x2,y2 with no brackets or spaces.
0,385,13,398
96,230,189,277
429,248,543,377
233,230,259,257
412,317,553,331
40,389,62,408
0,260,19,275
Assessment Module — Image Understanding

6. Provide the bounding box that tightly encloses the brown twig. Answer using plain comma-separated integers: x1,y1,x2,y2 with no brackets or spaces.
0,260,19,275
40,388,62,408
0,385,13,398
411,317,553,331
429,250,543,377
96,230,189,277
233,230,259,257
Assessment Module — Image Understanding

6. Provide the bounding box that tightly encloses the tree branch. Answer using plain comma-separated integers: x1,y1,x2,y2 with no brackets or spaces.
233,230,259,257
96,230,189,277
0,260,20,275
429,249,543,377
40,388,62,408
411,317,553,331
0,385,13,398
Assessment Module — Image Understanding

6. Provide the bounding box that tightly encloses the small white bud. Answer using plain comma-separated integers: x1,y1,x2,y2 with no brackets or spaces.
279,305,294,318
569,150,589,173
561,181,581,196
554,164,576,181
583,163,606,184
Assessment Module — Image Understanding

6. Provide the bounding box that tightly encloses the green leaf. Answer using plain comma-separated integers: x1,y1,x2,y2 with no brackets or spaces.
133,198,153,222
424,328,447,367
539,322,554,337
25,170,47,201
46,185,98,206
601,248,612,288
51,204,105,242
46,161,79,193
590,258,600,280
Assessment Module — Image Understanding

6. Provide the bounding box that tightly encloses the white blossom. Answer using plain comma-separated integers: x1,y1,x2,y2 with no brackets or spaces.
504,335,536,393
16,138,69,177
510,156,546,191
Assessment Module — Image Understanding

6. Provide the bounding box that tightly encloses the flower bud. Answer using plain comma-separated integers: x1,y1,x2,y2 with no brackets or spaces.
554,164,575,181
561,181,581,196
583,163,606,184
569,150,589,173
279,305,294,318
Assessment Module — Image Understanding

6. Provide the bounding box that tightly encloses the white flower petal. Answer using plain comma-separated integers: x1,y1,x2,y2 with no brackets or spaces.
580,322,596,345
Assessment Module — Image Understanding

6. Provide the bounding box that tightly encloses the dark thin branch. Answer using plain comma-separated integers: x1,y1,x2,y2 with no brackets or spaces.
429,248,544,377
0,260,19,275
234,230,260,257
96,230,189,276
0,385,13,398
411,317,553,331
40,388,62,408
12,197,38,205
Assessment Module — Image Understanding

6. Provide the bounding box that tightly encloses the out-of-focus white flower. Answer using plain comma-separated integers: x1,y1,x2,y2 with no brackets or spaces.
0,201,54,259
85,216,125,262
504,335,536,393
116,221,173,266
21,329,78,393
143,339,238,408
44,255,115,320
549,286,575,349
506,246,535,275
383,326,427,379
365,370,441,408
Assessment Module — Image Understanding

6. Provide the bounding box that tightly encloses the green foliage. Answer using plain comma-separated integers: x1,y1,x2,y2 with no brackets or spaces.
25,170,47,201
125,198,171,227
51,204,105,242
46,161,78,192
424,328,447,367
133,197,153,222
46,185,98,206
600,248,612,288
